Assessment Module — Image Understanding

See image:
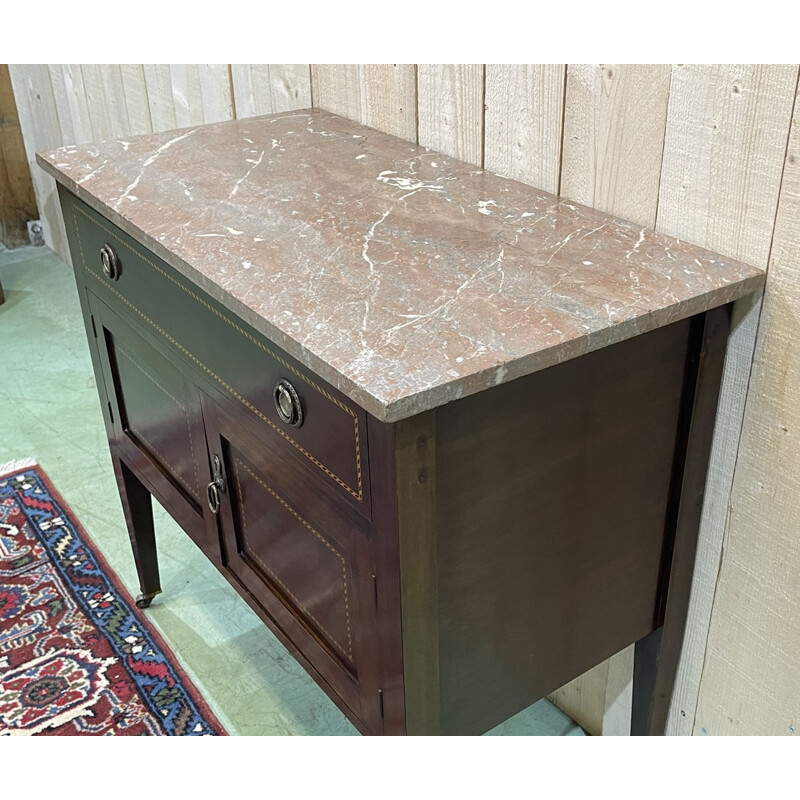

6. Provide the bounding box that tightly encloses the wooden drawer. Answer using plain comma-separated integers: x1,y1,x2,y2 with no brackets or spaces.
203,398,382,731
62,191,371,519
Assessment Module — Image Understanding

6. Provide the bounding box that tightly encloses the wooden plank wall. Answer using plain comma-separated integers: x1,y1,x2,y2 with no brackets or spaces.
0,64,38,247
10,64,800,736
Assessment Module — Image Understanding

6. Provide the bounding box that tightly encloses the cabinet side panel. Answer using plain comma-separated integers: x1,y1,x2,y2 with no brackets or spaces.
435,318,692,735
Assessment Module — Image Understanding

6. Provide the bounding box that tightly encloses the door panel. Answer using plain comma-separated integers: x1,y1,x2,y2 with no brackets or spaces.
203,397,382,730
229,450,356,670
87,292,214,553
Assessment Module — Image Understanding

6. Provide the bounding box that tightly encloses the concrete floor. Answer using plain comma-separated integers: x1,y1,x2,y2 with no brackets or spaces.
0,244,585,736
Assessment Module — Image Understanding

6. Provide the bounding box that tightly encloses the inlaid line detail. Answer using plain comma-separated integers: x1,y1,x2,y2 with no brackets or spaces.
69,201,363,502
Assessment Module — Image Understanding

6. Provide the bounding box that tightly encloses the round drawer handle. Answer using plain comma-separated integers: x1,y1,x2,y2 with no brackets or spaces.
273,379,303,428
100,243,122,281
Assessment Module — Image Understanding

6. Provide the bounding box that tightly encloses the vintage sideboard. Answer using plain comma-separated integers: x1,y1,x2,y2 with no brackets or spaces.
38,110,764,736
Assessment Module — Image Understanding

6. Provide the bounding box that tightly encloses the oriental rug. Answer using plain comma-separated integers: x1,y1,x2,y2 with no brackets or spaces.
0,460,225,735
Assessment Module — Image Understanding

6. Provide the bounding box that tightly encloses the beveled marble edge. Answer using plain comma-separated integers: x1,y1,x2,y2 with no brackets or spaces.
37,127,765,424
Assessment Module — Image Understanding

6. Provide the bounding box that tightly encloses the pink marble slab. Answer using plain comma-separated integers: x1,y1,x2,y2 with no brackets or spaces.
37,109,764,423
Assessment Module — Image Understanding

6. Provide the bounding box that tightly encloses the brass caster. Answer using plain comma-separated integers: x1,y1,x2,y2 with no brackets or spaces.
135,593,155,609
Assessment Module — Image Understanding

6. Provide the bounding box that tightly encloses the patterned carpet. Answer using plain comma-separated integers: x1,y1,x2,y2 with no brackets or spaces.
0,461,225,735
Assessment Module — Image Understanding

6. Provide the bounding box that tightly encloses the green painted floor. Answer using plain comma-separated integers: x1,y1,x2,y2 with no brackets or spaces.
0,244,585,737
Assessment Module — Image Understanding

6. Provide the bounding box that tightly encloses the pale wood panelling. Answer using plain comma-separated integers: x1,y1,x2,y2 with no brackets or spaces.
0,64,38,247
81,65,148,141
549,659,608,736
602,645,635,736
693,80,800,735
231,65,311,118
667,291,763,734
657,63,798,736
144,64,233,131
417,64,484,165
311,64,361,120
142,64,178,131
657,64,798,266
11,63,241,263
8,64,70,262
359,64,416,141
311,64,416,141
484,64,565,194
119,64,152,135
47,65,93,145
561,64,671,227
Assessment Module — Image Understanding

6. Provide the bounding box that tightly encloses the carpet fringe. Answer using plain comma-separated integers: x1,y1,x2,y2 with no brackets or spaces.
0,456,38,476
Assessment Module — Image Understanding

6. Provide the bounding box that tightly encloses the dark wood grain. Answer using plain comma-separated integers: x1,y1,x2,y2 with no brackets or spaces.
59,177,742,737
203,396,383,732
365,415,405,735
432,316,693,735
395,412,440,735
631,304,731,735
113,454,161,602
87,293,215,555
63,190,371,519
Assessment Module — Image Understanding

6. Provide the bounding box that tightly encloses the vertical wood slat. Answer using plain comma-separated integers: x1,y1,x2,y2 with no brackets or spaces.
561,64,672,227
47,65,93,145
657,63,798,736
417,64,484,165
142,64,177,131
80,65,135,141
359,64,417,141
310,64,362,121
168,64,203,127
310,65,416,142
484,64,565,194
144,64,234,132
602,643,635,735
73,65,152,141
196,64,234,124
230,65,311,118
268,64,313,113
120,64,153,135
548,660,609,736
0,64,38,247
7,65,70,263
691,74,800,736
657,64,798,266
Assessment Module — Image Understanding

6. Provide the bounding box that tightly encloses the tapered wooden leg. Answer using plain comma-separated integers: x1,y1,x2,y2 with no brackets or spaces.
630,305,732,735
631,628,662,735
113,455,161,608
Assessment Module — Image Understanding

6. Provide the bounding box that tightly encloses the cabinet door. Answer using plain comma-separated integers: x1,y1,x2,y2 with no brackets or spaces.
202,397,383,732
87,292,215,554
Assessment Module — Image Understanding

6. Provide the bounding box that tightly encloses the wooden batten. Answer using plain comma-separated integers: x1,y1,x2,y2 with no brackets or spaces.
0,64,38,248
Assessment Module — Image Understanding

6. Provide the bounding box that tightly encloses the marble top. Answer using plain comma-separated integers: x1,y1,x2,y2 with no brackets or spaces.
38,109,764,423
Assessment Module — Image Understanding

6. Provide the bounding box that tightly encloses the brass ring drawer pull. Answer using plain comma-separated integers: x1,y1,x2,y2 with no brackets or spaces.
100,243,122,281
274,379,303,427
206,481,221,514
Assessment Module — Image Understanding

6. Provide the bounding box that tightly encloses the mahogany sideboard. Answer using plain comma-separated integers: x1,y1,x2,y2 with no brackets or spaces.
38,110,764,736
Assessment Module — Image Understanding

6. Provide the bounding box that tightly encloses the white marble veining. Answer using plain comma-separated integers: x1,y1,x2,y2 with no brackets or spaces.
38,110,765,422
